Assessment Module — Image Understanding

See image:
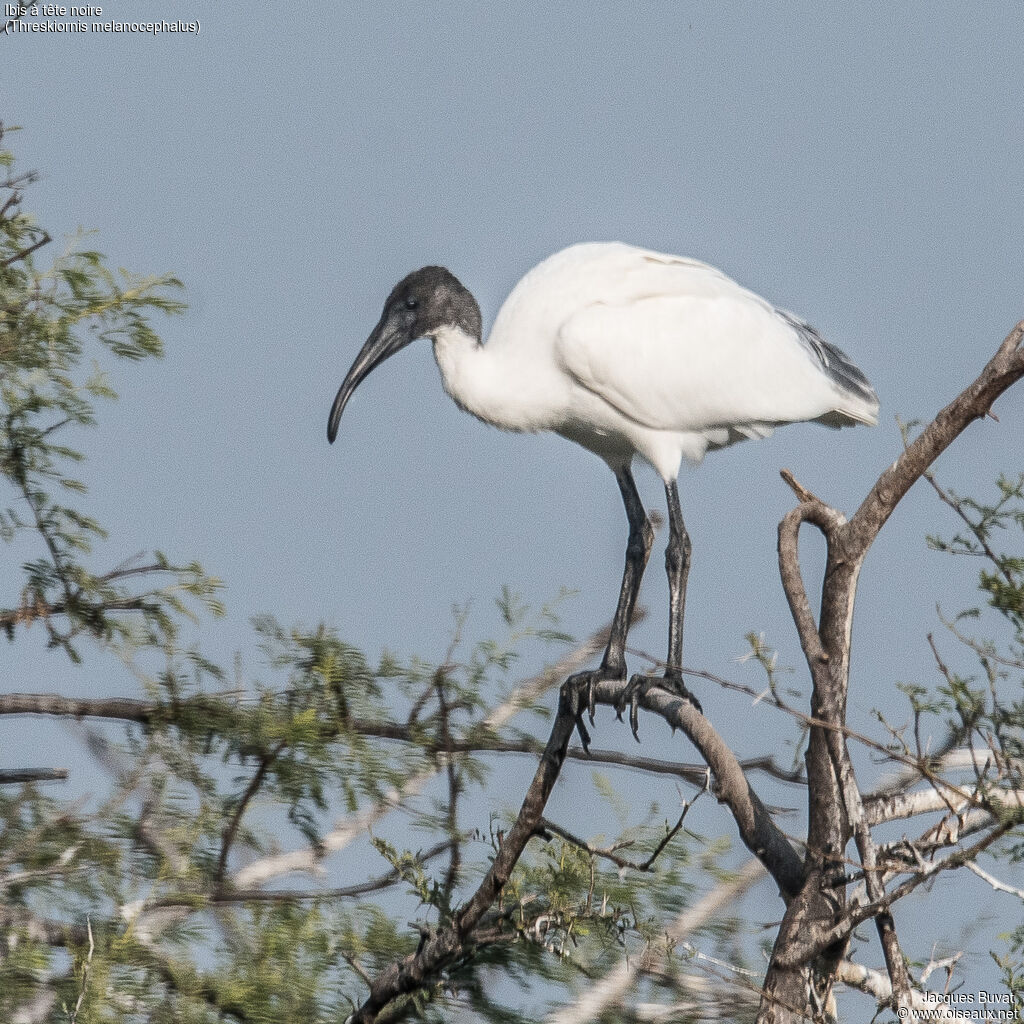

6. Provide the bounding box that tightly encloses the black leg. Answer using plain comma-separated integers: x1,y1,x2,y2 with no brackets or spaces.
664,480,691,680
617,480,702,740
563,465,653,749
604,467,654,676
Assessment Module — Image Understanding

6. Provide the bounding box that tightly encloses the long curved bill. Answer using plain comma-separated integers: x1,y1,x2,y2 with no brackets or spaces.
327,314,408,443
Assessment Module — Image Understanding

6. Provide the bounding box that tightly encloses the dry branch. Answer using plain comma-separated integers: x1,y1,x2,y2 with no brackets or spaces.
758,321,1024,1023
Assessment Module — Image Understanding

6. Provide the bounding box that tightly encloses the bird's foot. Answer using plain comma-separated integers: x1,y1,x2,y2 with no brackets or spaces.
615,670,702,742
561,667,625,753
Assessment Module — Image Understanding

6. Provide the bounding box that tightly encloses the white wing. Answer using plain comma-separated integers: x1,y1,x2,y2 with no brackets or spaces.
552,246,878,432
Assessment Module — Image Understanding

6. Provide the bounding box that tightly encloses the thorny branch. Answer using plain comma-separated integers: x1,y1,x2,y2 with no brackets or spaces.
0,688,805,786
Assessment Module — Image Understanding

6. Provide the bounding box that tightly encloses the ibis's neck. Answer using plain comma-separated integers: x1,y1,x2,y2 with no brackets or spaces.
431,325,542,433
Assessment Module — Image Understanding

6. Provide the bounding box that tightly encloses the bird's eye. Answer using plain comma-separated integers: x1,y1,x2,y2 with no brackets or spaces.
404,296,418,311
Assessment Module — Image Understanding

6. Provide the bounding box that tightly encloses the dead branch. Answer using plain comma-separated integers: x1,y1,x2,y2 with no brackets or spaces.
759,322,1024,1022
584,678,806,899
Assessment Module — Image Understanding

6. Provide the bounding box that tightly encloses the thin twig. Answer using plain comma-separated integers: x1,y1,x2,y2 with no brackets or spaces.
965,859,1024,900
65,916,93,1024
1,230,50,267
922,467,1016,586
538,772,708,873
216,739,287,883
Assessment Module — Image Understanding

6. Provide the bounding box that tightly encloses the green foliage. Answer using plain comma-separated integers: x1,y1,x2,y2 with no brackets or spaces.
902,468,1024,971
924,475,1024,757
0,124,221,659
447,823,747,1024
991,947,1024,1017
926,473,1024,634
0,576,737,1023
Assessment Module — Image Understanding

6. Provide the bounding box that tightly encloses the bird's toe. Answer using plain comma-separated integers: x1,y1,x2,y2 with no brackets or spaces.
619,673,657,743
560,673,592,751
562,667,628,751
662,671,702,714
618,671,703,743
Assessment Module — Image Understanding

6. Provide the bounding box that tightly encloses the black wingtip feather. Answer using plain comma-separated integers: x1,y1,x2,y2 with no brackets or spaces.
776,308,879,409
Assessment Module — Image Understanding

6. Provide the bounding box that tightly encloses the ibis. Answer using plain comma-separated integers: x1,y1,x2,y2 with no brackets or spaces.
327,242,879,743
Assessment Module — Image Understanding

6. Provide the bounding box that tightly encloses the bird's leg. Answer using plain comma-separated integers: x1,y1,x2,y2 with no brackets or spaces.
618,480,702,741
663,480,693,693
563,466,653,751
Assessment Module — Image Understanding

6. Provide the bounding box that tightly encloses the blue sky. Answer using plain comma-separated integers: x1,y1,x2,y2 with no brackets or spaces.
3,0,1023,1004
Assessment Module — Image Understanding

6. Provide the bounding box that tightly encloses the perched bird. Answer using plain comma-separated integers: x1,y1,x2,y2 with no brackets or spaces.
328,242,878,744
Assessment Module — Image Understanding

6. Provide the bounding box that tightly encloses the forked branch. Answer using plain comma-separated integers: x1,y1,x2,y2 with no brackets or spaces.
759,321,1024,1023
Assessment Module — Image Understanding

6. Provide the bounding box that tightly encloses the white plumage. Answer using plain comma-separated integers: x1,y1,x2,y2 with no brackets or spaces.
428,242,877,481
328,241,879,738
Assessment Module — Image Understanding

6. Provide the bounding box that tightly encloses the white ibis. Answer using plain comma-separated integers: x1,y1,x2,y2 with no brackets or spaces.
328,242,879,745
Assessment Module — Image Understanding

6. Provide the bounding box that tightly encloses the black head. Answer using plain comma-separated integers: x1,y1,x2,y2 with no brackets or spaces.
327,266,481,444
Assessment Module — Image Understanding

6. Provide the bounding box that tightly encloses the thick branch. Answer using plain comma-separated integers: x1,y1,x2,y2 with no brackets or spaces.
0,692,201,723
588,679,805,898
782,820,1014,965
836,960,977,1022
777,501,844,673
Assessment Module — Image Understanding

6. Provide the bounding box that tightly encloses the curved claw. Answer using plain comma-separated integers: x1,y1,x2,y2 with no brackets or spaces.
619,671,704,743
575,712,592,752
561,676,592,752
563,667,627,754
630,687,642,743
621,673,652,743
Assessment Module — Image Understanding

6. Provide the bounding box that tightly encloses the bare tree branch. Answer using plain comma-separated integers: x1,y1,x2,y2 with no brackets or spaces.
836,960,980,1022
965,860,1024,901
759,322,1024,1023
849,321,1024,550
0,768,67,784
